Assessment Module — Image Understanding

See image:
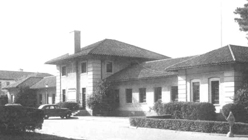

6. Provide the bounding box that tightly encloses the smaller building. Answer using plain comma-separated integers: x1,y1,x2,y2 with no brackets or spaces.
1,70,52,106
30,76,56,106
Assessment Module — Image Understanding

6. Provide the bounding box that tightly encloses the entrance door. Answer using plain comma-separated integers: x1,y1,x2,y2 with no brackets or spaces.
82,88,86,109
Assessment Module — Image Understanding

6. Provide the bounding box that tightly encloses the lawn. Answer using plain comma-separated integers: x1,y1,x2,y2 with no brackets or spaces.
0,132,82,140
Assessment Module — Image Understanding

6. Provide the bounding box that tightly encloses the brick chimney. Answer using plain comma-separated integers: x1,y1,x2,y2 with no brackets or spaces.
74,30,81,53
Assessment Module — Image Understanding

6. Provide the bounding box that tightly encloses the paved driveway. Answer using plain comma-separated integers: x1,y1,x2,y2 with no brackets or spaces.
37,116,248,140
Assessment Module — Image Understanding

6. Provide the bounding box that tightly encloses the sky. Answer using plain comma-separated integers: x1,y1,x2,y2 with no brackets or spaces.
0,0,247,75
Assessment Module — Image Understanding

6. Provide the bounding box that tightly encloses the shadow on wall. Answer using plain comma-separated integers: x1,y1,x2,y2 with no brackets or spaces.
0,132,85,140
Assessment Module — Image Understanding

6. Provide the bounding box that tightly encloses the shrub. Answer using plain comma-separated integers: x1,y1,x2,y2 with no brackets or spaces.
87,79,118,115
56,102,79,112
15,88,37,107
129,117,248,134
222,103,248,123
0,106,44,133
153,102,216,120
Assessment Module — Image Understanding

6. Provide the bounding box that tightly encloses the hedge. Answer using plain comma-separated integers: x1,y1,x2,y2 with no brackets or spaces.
0,106,44,133
130,117,248,135
154,102,216,120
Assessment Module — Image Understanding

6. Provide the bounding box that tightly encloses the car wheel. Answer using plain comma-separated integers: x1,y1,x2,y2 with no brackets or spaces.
44,115,49,119
66,113,71,119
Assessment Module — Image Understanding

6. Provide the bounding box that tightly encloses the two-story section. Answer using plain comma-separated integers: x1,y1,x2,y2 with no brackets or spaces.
45,31,169,112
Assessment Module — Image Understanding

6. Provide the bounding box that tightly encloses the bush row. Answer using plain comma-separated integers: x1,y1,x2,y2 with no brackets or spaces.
130,117,248,135
154,101,216,120
0,106,44,133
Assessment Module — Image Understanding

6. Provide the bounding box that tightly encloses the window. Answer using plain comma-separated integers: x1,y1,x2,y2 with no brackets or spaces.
62,89,66,102
139,88,146,103
81,62,87,73
171,86,178,102
106,61,113,73
210,78,220,104
52,94,56,104
191,80,200,102
61,66,66,76
126,89,132,103
154,87,162,102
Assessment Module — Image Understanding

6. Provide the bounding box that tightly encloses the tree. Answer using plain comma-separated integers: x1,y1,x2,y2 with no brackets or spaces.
234,2,248,37
86,79,119,115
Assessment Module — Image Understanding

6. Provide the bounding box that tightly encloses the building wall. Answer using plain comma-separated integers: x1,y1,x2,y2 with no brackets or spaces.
114,76,177,116
177,64,242,112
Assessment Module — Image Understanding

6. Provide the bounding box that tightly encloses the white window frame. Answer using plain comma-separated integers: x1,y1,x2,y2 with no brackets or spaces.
209,78,220,105
81,61,87,74
106,61,113,73
191,79,200,102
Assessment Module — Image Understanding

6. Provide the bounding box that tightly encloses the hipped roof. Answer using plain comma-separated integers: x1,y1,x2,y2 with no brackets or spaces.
46,39,169,64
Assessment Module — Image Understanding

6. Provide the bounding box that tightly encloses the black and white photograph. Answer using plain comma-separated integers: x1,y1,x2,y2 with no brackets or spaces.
0,0,248,139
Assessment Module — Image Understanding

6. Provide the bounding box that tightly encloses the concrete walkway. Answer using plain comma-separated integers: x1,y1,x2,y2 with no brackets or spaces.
37,117,248,140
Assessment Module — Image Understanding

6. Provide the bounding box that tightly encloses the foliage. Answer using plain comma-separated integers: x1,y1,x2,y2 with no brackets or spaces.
130,117,248,135
86,79,118,115
153,101,216,120
233,84,248,107
56,101,79,112
234,2,248,34
222,103,248,123
0,106,44,133
152,99,163,115
15,88,37,107
0,95,8,106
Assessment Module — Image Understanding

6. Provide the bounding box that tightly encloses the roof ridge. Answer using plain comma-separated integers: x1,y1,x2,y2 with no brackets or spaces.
165,55,200,70
88,39,107,54
228,44,236,61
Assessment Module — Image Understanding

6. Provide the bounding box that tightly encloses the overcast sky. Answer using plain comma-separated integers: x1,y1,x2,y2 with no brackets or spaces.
0,0,247,75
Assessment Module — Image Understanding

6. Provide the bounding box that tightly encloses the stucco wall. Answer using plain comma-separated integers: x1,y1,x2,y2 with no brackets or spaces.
114,76,177,116
177,64,241,112
55,56,140,109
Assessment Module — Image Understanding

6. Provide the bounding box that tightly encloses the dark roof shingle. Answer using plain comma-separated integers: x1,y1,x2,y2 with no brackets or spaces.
46,39,169,64
30,76,56,89
108,56,193,82
0,70,52,80
167,44,248,71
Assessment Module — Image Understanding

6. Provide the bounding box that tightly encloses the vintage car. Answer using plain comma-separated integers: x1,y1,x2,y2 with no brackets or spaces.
38,104,72,119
